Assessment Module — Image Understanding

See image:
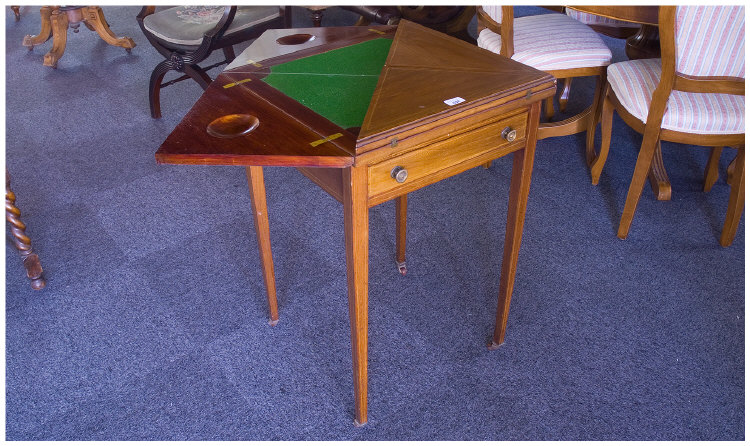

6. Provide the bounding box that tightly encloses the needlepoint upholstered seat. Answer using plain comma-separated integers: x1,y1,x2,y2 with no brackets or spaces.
137,6,291,118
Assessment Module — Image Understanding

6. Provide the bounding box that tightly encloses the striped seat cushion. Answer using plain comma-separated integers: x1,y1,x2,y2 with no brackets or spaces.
608,59,745,135
566,9,640,28
478,13,612,71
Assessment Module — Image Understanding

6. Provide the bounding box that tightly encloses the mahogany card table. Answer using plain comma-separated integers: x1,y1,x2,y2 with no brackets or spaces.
156,21,555,426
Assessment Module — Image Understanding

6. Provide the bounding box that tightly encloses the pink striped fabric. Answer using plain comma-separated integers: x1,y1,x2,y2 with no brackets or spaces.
478,13,612,71
482,5,504,22
674,6,745,78
608,59,745,134
566,9,640,28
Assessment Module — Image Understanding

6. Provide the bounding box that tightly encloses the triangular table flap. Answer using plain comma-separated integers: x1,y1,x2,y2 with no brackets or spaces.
358,67,542,140
156,71,356,168
358,21,551,142
226,25,396,73
385,19,519,72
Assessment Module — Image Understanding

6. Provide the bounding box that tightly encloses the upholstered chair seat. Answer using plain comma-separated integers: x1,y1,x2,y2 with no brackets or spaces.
142,6,283,47
137,6,290,119
477,13,612,71
608,58,745,135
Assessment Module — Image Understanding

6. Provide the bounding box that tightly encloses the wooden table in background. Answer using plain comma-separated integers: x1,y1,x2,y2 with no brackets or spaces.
156,22,555,425
567,5,672,200
22,6,135,68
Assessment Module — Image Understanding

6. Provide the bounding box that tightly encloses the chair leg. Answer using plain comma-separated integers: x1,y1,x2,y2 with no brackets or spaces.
544,96,554,120
148,60,173,119
617,128,662,239
703,146,723,192
589,86,614,185
727,152,737,185
184,64,212,90
222,45,236,63
719,146,744,247
558,78,573,113
585,72,606,169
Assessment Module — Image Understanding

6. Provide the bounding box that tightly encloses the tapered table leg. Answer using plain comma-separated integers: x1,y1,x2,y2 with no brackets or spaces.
6,170,45,290
22,6,54,49
395,194,407,275
343,165,369,426
489,102,541,349
246,167,280,325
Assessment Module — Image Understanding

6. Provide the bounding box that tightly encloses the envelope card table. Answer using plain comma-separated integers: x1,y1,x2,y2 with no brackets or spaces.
156,21,555,426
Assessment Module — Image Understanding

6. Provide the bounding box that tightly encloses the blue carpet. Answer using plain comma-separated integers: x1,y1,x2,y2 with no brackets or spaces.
5,6,744,440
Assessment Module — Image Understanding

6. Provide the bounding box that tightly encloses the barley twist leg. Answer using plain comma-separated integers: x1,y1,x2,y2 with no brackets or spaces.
6,170,45,290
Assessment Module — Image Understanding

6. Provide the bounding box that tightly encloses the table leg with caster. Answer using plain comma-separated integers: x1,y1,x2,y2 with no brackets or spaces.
396,194,407,275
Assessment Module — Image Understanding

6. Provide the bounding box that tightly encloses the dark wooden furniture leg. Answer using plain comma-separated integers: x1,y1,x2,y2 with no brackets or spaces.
343,165,369,426
246,166,279,325
6,170,45,290
626,24,661,60
395,194,407,275
489,102,541,348
11,6,20,20
308,7,326,27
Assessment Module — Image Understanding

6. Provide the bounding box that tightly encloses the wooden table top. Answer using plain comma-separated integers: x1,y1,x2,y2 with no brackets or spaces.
155,21,554,168
566,5,659,26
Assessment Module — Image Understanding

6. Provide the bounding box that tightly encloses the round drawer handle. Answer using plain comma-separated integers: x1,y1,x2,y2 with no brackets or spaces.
391,166,408,183
501,127,517,142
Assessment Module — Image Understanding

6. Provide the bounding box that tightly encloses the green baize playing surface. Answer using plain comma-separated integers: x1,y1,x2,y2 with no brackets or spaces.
261,38,393,130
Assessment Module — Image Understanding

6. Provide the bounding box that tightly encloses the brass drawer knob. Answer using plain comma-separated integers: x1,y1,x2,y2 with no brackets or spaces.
501,126,517,142
391,166,408,183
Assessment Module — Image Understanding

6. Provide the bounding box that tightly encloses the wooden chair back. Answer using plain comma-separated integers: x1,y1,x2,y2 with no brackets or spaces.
656,6,744,100
476,6,515,57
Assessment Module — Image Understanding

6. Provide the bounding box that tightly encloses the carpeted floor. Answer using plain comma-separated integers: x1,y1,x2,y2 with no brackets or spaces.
4,6,744,441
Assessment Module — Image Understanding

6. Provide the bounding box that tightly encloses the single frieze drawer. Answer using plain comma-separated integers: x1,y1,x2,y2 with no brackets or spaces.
368,111,528,201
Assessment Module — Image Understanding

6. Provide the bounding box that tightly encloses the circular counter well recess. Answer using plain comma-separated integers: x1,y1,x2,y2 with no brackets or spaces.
206,114,259,138
276,33,316,45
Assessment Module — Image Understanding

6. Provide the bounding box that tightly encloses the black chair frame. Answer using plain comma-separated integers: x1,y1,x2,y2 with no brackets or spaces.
137,6,291,118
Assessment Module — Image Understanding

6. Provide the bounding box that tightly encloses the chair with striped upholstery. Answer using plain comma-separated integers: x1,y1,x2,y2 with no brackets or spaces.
558,8,641,112
476,6,612,161
589,5,745,246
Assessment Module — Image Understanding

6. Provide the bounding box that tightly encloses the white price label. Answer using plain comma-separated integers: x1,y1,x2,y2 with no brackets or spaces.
443,97,466,106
